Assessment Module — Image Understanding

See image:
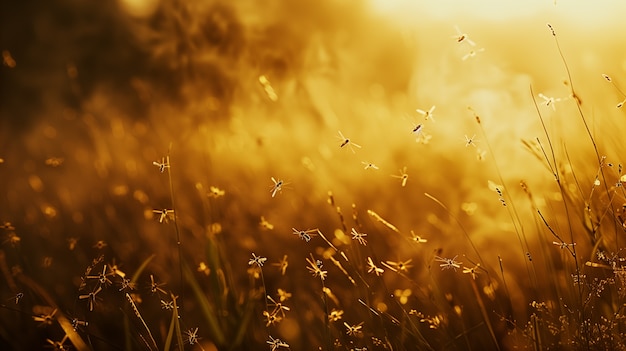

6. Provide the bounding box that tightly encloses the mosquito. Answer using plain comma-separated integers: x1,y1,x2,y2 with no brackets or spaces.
8,292,23,304
71,317,89,331
292,228,317,242
153,209,174,223
412,123,423,135
152,157,170,173
259,75,278,102
416,105,436,122
464,134,479,148
462,47,485,61
79,286,102,311
270,177,286,198
33,308,57,326
361,161,379,170
538,93,563,111
452,25,476,46
185,327,201,345
391,166,409,187
337,130,361,153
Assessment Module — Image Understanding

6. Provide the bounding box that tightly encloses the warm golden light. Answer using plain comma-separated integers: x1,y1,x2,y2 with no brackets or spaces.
2,1,626,350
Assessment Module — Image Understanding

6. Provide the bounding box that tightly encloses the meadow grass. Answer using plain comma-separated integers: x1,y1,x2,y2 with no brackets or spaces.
2,2,626,350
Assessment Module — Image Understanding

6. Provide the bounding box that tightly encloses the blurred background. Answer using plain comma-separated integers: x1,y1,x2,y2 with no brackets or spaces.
2,0,626,349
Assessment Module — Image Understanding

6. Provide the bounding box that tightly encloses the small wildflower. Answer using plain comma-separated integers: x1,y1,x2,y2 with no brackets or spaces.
483,282,498,300
184,327,200,345
263,310,283,326
306,255,328,280
572,273,587,285
33,308,57,326
152,209,174,223
538,93,562,111
208,222,222,235
416,105,436,122
42,256,53,268
462,263,481,280
435,256,462,271
3,232,20,246
276,288,292,302
329,308,344,322
361,161,379,170
391,166,409,187
272,255,289,275
249,253,267,268
67,237,78,251
197,262,210,276
383,259,413,274
247,266,261,279
92,240,107,249
2,50,16,68
208,186,225,198
337,130,362,153
267,335,289,351
152,157,170,173
419,314,444,329
292,228,317,242
530,301,549,311
394,289,412,305
366,257,384,276
44,157,64,167
416,131,432,144
344,321,364,337
260,216,274,230
350,228,367,245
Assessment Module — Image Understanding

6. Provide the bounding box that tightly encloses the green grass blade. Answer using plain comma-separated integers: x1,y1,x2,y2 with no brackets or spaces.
172,293,184,351
231,296,255,348
164,304,177,351
130,254,156,285
183,261,225,346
